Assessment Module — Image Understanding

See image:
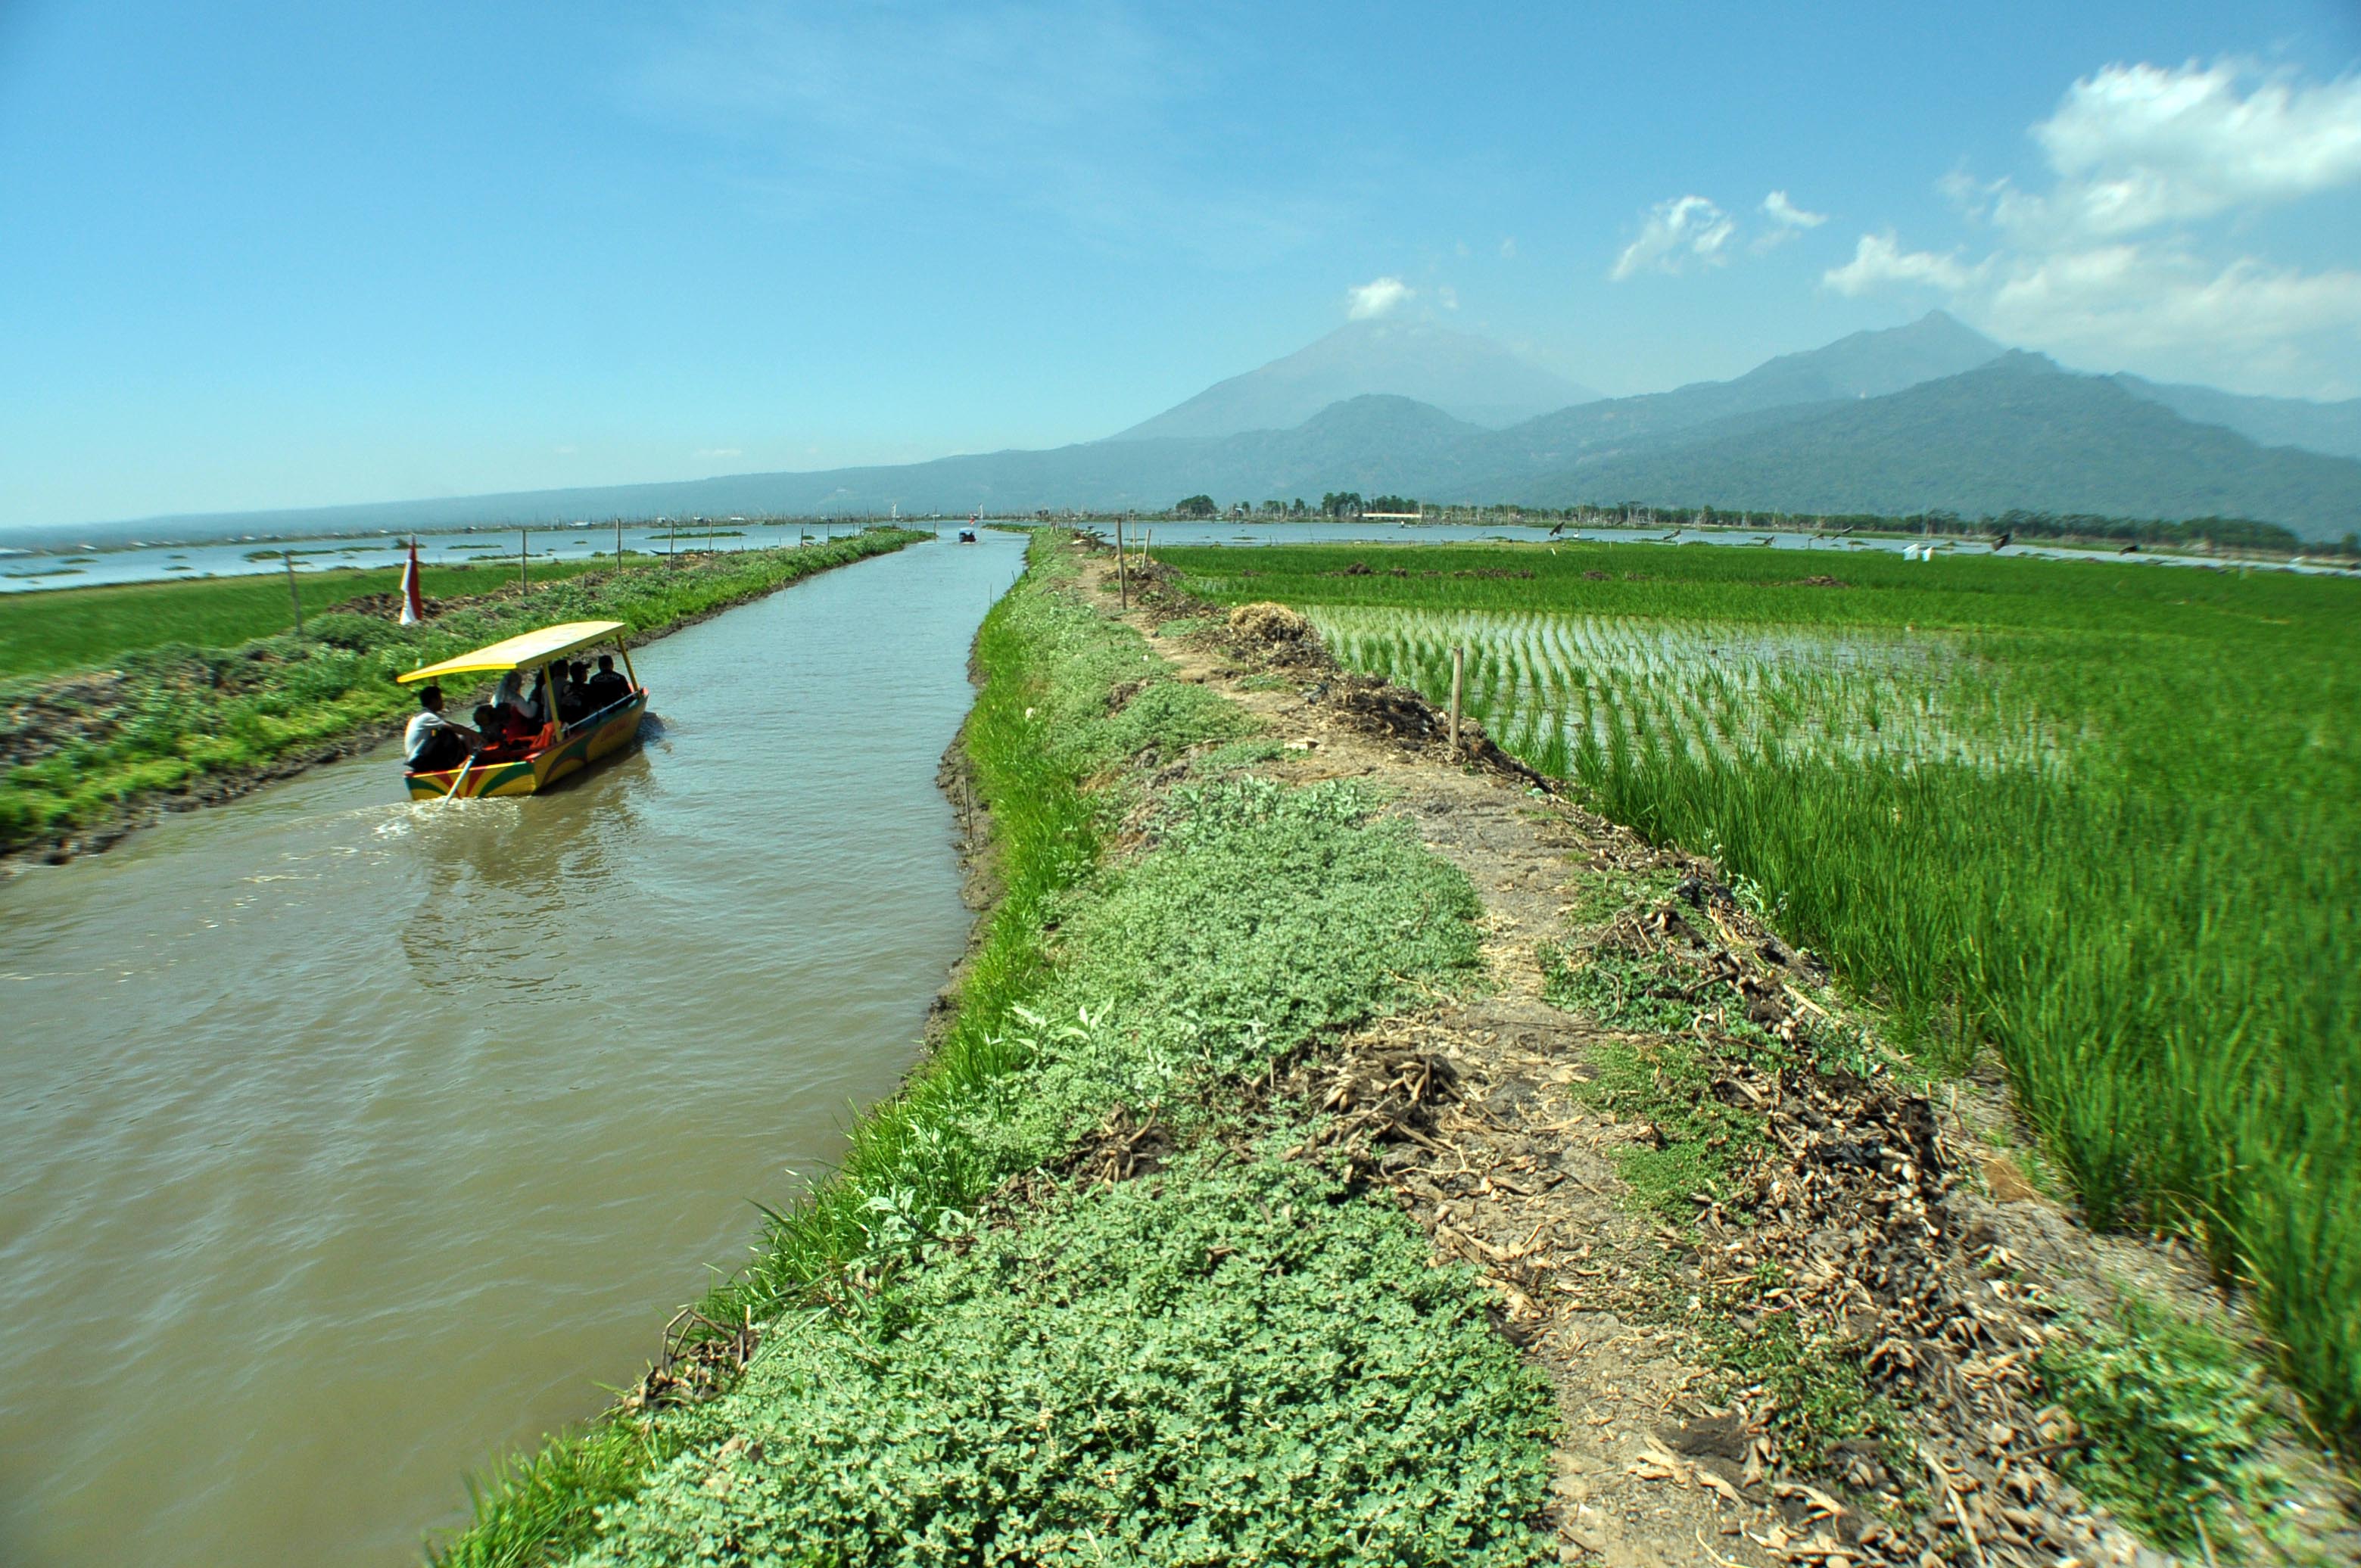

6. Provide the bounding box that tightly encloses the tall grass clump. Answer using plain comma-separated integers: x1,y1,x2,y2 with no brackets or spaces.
1166,539,2361,1442
432,534,1553,1566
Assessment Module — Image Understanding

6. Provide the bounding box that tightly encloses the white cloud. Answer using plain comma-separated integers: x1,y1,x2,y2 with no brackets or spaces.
1500,236,1518,259
1819,58,2361,395
1754,189,1829,252
1986,248,2361,375
695,446,745,459
1437,285,1459,311
1761,190,1827,229
2003,60,2361,241
1823,232,1983,296
1345,275,1415,319
1610,196,1734,280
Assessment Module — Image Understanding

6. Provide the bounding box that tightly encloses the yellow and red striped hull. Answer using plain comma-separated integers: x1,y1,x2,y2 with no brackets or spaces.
404,695,647,801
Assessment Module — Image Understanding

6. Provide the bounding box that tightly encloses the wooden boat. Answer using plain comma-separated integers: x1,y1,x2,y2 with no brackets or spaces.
397,620,647,800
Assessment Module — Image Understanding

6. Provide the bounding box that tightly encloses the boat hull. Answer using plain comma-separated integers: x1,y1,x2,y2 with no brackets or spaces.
404,695,647,801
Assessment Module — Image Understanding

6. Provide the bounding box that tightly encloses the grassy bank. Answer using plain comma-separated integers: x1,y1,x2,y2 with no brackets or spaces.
0,556,624,679
0,534,924,857
431,533,1556,1566
1161,539,2361,1442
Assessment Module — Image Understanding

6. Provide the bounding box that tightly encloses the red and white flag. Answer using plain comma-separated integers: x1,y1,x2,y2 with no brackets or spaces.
400,540,424,625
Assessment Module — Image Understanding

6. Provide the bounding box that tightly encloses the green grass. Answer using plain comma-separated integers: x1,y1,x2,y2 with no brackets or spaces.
1539,945,1771,1216
1165,538,2361,1444
2039,1294,2294,1557
0,536,921,854
0,557,616,679
429,534,1552,1567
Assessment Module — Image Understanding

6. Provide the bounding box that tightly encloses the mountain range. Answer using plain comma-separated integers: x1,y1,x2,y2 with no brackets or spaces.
16,312,2361,548
1113,318,1597,438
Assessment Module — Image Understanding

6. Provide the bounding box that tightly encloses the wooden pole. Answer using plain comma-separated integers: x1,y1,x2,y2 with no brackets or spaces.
520,528,529,594
1449,646,1464,756
616,515,624,568
284,551,304,637
1117,514,1129,610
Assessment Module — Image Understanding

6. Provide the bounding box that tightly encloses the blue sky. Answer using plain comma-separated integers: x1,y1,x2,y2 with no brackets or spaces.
2,1,2358,530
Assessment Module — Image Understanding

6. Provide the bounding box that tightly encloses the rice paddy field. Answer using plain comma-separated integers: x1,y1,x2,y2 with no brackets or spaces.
0,555,617,680
1159,540,2361,1441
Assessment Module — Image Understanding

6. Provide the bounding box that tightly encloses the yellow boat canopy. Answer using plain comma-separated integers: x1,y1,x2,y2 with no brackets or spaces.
397,621,628,686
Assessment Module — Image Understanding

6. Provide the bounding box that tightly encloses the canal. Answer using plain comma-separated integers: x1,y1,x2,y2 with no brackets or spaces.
0,531,1026,1566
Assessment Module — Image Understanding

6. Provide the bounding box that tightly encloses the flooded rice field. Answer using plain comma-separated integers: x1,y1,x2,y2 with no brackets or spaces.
0,520,887,593
8,515,2343,596
1311,605,2063,772
0,532,1026,1566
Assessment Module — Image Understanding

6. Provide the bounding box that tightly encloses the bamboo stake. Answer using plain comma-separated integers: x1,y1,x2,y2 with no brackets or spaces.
284,551,304,637
1450,646,1464,755
1117,513,1129,610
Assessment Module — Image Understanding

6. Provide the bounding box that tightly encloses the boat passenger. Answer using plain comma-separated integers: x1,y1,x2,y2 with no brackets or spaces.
493,667,540,726
584,655,630,710
530,661,572,731
562,661,594,722
403,686,480,774
473,704,522,758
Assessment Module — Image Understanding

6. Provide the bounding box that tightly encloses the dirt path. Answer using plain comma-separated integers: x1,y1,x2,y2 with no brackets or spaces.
1079,555,2352,1568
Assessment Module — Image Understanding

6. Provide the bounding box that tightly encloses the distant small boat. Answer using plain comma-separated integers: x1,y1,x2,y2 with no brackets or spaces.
397,620,646,800
957,529,978,543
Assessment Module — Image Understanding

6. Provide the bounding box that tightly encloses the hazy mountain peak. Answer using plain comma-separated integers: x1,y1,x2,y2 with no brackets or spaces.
1110,318,1599,442
1297,391,1483,434
1723,310,2006,401
1973,348,2068,377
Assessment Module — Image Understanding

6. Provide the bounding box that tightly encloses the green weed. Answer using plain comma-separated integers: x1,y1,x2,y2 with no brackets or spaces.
1715,1313,1911,1478
2040,1295,2291,1555
575,1144,1554,1568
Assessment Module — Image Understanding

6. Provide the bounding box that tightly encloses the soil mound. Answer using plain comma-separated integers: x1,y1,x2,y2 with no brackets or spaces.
1226,601,1313,647
334,592,448,621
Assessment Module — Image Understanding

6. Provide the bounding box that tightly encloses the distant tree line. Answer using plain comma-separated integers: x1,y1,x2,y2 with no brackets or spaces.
1149,496,2353,559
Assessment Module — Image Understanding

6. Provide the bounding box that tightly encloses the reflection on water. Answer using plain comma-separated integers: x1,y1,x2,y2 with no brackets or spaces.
397,754,653,985
0,533,1026,1568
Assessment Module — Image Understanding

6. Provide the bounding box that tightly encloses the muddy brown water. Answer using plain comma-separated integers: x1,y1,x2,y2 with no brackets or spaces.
0,533,1026,1567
